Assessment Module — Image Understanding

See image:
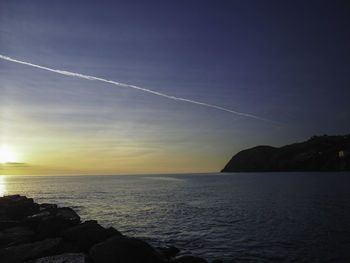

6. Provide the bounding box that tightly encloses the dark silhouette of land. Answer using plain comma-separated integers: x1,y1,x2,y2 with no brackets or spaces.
222,134,350,172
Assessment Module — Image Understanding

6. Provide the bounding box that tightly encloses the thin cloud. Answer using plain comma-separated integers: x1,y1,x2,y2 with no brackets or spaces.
0,54,277,123
0,162,31,168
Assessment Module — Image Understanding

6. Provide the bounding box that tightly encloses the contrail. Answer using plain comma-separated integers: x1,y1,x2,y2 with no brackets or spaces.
0,54,274,122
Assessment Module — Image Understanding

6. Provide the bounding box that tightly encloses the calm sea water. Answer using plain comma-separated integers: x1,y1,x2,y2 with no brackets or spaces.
1,172,350,262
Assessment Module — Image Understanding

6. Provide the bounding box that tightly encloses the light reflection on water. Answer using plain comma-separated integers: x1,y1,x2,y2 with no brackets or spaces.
0,175,8,196
1,173,350,263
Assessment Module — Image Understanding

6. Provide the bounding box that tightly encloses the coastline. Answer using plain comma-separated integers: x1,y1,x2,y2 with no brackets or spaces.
0,194,222,263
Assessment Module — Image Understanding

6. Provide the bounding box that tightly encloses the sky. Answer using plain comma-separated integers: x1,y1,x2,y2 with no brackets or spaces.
0,0,350,175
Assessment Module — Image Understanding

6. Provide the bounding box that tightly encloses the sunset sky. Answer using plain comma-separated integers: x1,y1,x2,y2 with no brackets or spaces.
1,1,350,175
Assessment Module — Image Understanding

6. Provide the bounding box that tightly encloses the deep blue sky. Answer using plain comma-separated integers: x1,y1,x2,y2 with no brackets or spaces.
1,0,350,174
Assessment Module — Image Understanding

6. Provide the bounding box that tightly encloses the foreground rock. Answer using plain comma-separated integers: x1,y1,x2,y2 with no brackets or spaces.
0,226,35,246
62,220,121,251
90,235,166,263
0,238,62,263
0,195,218,263
175,256,208,263
0,195,39,223
29,253,86,263
32,207,81,240
222,134,350,172
156,246,180,261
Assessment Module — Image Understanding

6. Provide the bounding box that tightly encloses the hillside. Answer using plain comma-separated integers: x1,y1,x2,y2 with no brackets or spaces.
221,135,350,172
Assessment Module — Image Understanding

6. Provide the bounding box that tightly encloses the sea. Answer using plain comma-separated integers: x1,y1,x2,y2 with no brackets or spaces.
1,172,350,263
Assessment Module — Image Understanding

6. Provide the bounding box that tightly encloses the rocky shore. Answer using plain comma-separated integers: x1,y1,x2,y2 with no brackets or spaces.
0,195,221,263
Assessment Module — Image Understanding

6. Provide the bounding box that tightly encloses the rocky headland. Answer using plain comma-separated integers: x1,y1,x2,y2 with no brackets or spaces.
222,134,350,172
0,195,221,263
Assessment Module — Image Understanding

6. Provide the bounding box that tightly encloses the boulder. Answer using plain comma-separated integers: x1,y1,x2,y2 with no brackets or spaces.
23,211,50,233
61,220,121,251
0,220,20,231
35,208,80,239
55,207,80,223
0,226,35,247
156,246,180,260
104,226,122,237
28,253,86,263
39,204,58,211
28,211,51,220
0,238,62,263
0,195,39,221
175,256,208,263
89,235,166,263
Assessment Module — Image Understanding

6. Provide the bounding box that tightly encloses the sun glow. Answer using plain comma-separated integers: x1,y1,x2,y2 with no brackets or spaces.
0,146,17,163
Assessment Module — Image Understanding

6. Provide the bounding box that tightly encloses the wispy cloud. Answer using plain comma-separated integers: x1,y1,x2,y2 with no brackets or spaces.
0,162,29,168
0,54,277,123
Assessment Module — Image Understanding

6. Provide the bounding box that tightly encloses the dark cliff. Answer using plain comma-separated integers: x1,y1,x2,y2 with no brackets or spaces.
221,134,350,172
